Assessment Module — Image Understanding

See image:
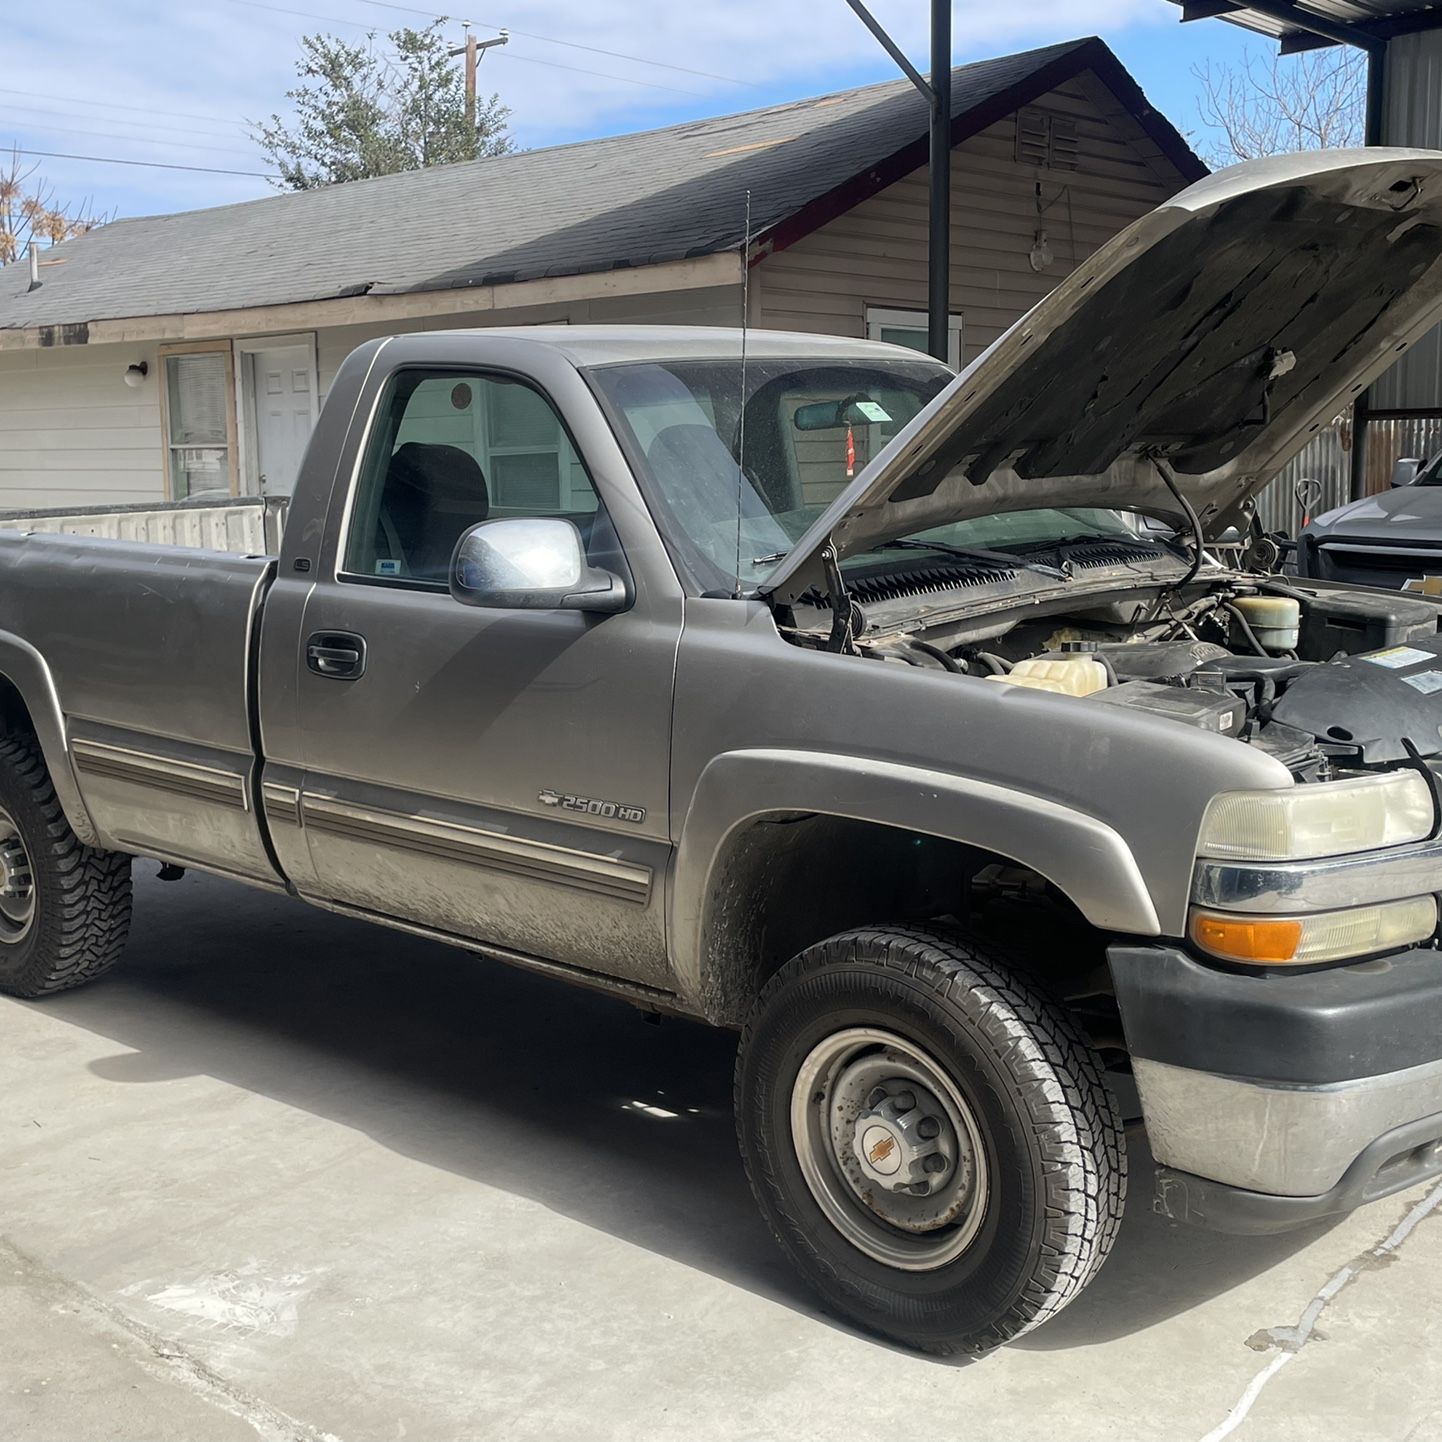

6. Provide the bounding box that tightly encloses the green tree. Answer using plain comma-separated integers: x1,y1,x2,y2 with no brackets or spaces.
253,22,512,190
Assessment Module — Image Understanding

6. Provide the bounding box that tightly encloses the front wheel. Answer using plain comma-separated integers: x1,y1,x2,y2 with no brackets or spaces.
735,926,1124,1355
0,735,132,998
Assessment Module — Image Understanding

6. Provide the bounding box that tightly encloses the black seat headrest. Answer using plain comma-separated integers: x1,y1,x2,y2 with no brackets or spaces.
387,442,490,519
381,441,492,579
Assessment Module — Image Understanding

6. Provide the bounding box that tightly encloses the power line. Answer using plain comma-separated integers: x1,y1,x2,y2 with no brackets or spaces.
0,102,248,142
0,88,244,129
346,0,754,85
215,0,750,87
6,120,265,161
495,50,708,98
219,0,376,31
9,148,276,178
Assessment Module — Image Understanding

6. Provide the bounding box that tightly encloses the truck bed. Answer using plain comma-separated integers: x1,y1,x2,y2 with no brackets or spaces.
0,495,288,557
0,529,279,883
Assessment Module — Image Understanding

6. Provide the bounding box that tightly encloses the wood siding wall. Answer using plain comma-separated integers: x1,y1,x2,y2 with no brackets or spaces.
754,70,1188,364
0,343,164,508
0,288,742,508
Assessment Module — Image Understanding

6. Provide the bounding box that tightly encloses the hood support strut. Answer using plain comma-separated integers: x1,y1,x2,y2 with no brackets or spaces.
821,543,860,654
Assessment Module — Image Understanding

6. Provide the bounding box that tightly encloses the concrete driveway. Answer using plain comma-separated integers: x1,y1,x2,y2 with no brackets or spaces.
4,868,1441,1442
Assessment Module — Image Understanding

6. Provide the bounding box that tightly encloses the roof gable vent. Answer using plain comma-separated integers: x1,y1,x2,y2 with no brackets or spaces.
1015,109,1079,171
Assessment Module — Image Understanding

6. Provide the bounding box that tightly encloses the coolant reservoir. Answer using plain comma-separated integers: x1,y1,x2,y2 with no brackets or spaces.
1231,595,1301,654
986,656,1108,696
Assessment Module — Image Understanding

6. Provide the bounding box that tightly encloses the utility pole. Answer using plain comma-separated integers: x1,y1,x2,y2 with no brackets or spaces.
447,25,509,133
842,0,951,363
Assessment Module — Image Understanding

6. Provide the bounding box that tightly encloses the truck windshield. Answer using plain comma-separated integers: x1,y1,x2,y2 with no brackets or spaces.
588,357,1134,593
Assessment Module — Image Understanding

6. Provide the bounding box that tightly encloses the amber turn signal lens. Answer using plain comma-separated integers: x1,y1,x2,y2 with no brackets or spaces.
1190,897,1438,966
1191,913,1304,964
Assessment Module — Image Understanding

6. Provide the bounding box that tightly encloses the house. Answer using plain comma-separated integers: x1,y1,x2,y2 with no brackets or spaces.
0,37,1202,509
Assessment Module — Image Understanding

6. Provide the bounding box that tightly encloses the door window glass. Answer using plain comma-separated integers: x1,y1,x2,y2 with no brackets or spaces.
344,370,604,585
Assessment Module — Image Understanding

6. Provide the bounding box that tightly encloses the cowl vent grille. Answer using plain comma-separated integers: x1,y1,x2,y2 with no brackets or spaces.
1061,540,1161,569
814,560,1018,608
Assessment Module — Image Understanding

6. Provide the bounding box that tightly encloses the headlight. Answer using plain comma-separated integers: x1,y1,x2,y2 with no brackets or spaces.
1191,896,1438,966
1197,771,1434,862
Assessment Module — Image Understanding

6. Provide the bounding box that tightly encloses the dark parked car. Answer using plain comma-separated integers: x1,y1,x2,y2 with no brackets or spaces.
1299,452,1442,592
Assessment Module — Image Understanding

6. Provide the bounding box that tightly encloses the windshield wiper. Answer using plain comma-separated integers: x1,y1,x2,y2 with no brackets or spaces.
867,538,1069,581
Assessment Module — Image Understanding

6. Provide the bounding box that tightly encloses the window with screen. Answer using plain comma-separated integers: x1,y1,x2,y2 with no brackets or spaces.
343,370,604,585
163,349,233,500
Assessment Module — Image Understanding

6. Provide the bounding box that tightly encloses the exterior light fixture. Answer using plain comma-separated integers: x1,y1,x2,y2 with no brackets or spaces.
123,362,149,389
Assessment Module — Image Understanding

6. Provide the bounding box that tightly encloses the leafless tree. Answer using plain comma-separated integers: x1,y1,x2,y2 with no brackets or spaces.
1193,48,1365,167
0,149,106,265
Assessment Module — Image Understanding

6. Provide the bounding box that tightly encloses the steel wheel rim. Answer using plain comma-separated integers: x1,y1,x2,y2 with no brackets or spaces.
0,806,35,944
790,1026,989,1272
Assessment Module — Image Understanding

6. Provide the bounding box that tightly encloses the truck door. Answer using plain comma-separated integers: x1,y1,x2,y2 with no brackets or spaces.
280,364,678,989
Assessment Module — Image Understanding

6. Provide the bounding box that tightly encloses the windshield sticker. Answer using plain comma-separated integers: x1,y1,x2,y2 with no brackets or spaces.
854,400,891,423
1362,646,1435,669
1404,669,1442,695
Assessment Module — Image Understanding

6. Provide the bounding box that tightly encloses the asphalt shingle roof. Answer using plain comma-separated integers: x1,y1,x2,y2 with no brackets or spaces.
0,37,1201,332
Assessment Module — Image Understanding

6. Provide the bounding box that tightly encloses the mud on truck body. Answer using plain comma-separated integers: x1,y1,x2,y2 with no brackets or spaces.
5,150,1442,1353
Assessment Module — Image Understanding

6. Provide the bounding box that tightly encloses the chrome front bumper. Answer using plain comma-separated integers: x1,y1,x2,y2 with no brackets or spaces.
1110,942,1442,1232
1133,1055,1442,1195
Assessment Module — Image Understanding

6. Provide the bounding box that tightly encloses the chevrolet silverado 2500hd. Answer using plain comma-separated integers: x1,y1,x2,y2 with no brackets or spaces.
7,150,1442,1355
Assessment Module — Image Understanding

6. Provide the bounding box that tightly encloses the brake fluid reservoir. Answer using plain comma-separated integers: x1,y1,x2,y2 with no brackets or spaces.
1231,595,1301,653
985,656,1108,696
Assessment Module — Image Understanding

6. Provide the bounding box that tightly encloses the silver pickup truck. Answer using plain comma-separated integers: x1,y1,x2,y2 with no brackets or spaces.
7,149,1442,1356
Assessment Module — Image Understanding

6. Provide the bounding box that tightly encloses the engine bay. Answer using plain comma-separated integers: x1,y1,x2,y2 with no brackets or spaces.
832,579,1442,781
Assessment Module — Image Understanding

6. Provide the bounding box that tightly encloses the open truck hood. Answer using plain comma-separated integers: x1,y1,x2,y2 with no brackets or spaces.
763,148,1442,603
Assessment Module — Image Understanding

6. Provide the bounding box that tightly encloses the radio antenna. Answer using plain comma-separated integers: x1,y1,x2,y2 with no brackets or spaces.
734,187,752,598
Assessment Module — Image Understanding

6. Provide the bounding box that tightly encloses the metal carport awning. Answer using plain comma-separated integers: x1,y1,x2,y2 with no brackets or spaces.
1174,1,1442,52
1168,0,1442,502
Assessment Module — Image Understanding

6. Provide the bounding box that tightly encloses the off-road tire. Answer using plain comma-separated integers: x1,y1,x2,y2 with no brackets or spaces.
0,734,131,998
735,925,1125,1355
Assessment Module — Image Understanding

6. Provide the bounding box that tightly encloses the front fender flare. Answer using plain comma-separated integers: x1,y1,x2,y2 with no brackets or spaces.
670,748,1160,1016
0,630,98,846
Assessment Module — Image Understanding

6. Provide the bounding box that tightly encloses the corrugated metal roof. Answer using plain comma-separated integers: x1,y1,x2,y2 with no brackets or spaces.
1168,0,1442,46
0,36,1201,334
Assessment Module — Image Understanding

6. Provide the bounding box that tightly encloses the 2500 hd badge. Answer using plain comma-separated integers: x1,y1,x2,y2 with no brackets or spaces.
538,789,646,824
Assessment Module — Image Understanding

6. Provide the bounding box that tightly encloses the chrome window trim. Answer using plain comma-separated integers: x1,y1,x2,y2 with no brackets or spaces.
1193,839,1442,913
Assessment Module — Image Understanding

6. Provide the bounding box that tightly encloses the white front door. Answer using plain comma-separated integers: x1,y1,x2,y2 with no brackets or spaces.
247,343,316,496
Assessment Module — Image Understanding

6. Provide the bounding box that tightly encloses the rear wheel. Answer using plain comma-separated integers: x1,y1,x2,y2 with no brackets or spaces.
0,735,132,998
735,925,1124,1355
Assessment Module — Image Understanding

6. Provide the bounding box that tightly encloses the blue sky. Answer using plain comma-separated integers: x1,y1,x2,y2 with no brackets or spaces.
3,0,1259,228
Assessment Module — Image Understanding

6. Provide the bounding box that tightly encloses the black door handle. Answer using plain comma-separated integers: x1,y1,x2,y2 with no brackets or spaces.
306,631,367,679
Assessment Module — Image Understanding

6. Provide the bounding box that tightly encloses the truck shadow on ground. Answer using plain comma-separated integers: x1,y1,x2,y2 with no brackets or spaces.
41,869,1333,1355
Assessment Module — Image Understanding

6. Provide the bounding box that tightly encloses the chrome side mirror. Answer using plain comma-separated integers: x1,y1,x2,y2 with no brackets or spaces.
448,517,629,613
